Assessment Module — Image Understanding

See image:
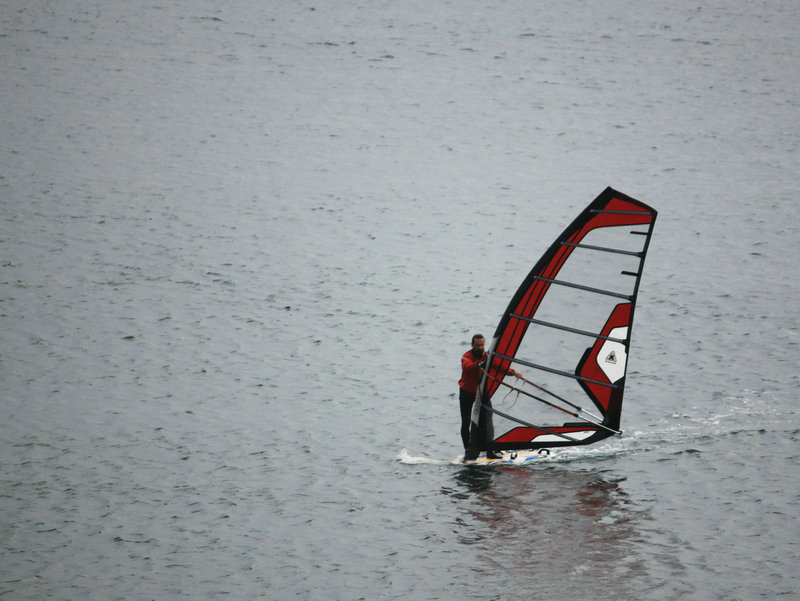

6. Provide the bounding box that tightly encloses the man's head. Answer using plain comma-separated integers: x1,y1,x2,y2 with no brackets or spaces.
471,334,485,358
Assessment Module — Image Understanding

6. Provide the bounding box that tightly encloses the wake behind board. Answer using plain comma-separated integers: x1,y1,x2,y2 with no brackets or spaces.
453,450,548,466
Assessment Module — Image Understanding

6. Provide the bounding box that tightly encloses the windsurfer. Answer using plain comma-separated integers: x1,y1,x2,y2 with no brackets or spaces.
459,334,520,458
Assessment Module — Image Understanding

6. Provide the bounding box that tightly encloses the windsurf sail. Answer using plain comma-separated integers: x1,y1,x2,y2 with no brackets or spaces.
465,187,657,460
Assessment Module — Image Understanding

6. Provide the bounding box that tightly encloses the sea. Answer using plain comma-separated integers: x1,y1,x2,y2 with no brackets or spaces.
1,1,798,599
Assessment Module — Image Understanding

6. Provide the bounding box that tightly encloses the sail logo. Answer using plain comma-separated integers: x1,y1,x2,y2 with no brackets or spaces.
597,327,628,383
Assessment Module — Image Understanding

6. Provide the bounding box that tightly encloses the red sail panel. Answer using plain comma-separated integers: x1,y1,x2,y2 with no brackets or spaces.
495,426,600,444
576,303,632,412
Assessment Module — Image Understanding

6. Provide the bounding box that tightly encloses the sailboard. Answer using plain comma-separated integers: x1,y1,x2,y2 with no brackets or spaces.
463,187,657,462
451,450,548,466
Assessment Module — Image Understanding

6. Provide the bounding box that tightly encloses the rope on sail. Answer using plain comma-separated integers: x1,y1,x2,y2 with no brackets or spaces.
484,405,585,444
481,368,621,436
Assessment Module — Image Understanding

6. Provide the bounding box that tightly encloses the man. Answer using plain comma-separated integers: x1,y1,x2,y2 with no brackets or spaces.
459,334,521,459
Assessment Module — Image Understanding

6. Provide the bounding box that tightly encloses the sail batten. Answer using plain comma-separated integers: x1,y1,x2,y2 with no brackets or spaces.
465,187,657,459
590,209,653,215
492,353,620,388
561,241,644,256
532,275,633,300
509,314,627,343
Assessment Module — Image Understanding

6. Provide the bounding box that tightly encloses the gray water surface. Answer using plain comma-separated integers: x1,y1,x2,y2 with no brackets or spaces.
2,1,798,599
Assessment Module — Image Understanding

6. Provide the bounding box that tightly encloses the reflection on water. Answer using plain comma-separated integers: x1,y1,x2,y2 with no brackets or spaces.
442,466,685,599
